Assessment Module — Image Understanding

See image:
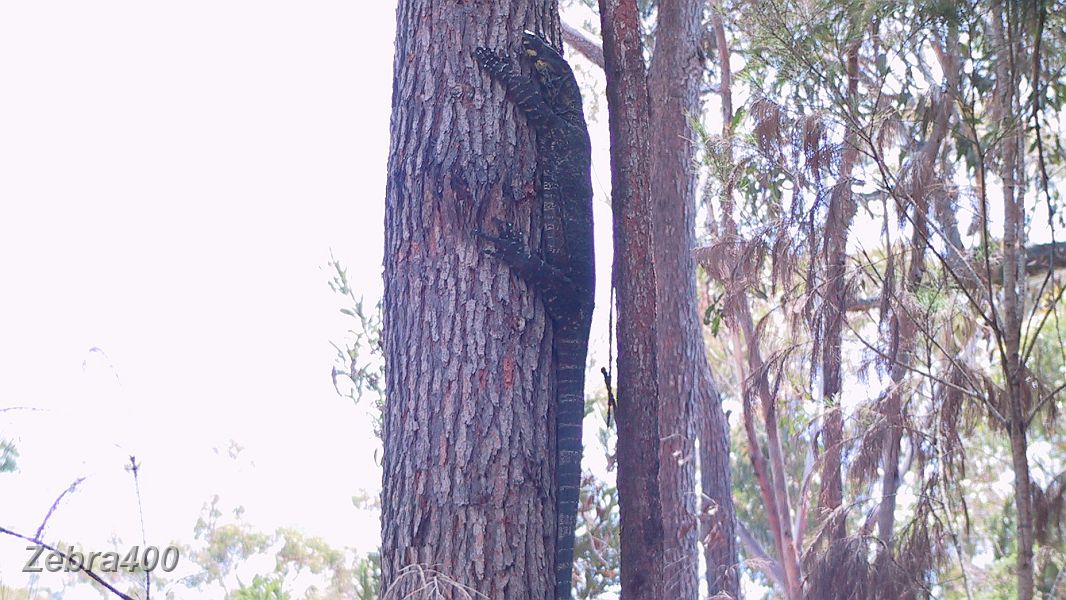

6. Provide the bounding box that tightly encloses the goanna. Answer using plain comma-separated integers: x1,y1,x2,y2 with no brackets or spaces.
474,32,594,600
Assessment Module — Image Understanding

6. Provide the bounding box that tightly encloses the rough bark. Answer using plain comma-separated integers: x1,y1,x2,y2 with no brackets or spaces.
597,0,665,598
647,0,737,597
380,2,564,598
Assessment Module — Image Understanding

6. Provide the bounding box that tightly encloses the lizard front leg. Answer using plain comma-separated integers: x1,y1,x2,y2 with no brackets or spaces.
476,220,578,318
474,47,561,132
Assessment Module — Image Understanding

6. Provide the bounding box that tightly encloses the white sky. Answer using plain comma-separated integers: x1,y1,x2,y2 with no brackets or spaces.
0,0,397,588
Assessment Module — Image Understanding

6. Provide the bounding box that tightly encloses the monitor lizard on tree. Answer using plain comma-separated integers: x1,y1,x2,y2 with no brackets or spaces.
474,32,595,600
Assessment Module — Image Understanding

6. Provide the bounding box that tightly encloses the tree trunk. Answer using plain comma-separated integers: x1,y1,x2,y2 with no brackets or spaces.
647,0,737,596
696,382,740,596
380,3,564,598
991,3,1034,597
597,0,665,598
816,39,859,547
876,25,957,553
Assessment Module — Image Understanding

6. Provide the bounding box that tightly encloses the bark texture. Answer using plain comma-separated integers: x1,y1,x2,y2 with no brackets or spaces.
647,0,737,596
597,0,665,598
380,2,565,598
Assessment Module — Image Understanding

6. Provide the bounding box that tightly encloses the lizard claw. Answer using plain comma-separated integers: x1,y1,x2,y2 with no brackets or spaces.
477,220,524,259
474,226,495,242
474,47,510,76
492,219,524,244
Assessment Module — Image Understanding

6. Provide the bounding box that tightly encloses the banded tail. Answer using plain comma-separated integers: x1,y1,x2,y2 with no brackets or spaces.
554,324,589,600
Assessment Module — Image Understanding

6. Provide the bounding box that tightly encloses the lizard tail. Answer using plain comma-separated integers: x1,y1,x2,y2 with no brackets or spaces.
554,332,587,600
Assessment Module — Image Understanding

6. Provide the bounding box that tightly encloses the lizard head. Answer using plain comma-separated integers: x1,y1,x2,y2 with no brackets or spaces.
520,31,585,124
521,31,565,80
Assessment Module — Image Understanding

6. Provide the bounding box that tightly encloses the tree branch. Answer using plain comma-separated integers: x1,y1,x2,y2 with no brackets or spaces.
561,21,604,70
737,519,786,590
35,477,86,541
0,526,135,600
840,242,1066,313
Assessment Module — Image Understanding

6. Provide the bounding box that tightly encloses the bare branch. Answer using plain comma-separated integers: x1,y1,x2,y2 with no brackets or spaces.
0,526,135,600
842,241,1066,313
737,519,786,590
35,477,86,541
561,21,604,70
1027,380,1066,427
128,456,151,600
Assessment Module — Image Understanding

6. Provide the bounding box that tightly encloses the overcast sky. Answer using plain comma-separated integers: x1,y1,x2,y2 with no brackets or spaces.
0,1,397,588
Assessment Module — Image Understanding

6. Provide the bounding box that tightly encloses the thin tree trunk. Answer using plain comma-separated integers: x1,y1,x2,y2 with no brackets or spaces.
696,383,739,597
707,6,793,597
992,3,1034,597
706,180,802,599
876,27,958,553
380,3,563,598
597,1,665,598
1003,52,1035,600
736,303,803,599
876,223,925,553
1008,409,1035,599
647,0,737,597
817,39,859,546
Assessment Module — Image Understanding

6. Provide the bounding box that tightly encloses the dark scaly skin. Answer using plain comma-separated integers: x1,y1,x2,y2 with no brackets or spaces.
474,32,594,600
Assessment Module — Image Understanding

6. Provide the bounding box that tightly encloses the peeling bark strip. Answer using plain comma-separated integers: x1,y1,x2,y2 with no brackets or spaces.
381,2,564,599
597,0,666,599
